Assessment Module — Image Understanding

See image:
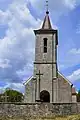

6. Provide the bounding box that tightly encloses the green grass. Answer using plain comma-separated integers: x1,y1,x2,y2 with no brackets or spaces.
0,114,80,120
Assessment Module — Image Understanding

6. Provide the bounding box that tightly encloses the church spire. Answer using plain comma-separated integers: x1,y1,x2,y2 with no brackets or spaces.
42,0,52,29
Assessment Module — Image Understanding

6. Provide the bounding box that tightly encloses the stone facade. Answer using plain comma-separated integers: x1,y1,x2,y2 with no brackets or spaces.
33,33,57,103
24,72,76,103
24,11,77,103
24,78,33,103
58,73,72,103
0,103,79,117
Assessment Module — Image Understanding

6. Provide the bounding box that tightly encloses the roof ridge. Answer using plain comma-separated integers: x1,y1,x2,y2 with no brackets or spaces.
58,71,72,86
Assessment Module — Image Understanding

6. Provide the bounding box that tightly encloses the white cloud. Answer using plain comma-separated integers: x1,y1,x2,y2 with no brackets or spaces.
64,0,76,9
28,0,80,24
16,62,33,80
67,69,80,83
0,0,80,92
69,48,80,54
0,59,11,68
0,82,25,93
5,82,25,93
0,87,5,93
0,10,11,25
29,0,79,13
0,0,41,86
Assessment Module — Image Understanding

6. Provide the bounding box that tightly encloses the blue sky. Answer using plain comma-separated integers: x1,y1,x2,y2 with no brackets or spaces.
0,0,80,93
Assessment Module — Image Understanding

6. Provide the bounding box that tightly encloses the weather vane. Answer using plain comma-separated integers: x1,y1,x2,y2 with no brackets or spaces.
46,0,49,14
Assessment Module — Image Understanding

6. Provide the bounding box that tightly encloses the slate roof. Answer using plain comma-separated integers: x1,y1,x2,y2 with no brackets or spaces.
41,11,52,29
58,72,73,86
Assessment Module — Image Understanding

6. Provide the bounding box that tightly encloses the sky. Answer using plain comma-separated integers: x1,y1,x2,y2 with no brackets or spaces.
0,0,80,93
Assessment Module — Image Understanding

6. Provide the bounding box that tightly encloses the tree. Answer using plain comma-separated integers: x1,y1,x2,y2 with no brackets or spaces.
3,89,24,102
77,90,80,102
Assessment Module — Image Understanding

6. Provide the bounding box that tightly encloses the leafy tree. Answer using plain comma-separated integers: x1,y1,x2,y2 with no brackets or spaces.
77,90,80,102
1,89,24,102
0,93,4,102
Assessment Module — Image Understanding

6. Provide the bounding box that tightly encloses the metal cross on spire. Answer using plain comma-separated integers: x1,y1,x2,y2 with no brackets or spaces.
46,0,49,14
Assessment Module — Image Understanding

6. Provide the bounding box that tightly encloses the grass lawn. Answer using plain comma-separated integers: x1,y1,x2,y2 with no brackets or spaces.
0,114,80,120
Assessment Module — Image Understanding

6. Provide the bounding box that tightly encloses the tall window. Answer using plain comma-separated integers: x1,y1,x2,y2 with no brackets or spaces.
43,38,47,53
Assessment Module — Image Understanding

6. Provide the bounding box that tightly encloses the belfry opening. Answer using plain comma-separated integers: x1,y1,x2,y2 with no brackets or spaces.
40,90,50,102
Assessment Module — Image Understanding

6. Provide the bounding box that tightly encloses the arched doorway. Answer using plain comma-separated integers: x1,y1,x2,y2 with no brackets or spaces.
40,90,50,102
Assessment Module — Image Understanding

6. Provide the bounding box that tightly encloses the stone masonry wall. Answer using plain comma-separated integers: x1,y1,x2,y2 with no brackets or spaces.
0,103,80,117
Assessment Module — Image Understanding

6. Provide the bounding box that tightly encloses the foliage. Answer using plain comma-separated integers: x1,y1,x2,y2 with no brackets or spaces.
0,88,24,102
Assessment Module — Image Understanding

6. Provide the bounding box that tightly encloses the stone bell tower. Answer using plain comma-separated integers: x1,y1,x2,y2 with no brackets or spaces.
32,9,58,103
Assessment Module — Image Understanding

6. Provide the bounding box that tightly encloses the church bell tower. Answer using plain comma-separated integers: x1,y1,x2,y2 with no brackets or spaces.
33,8,58,103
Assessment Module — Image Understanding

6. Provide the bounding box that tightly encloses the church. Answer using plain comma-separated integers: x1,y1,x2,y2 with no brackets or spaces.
23,9,77,103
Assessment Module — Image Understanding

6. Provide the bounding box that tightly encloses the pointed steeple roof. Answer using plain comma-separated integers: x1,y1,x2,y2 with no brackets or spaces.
42,11,52,29
34,3,58,45
34,10,58,45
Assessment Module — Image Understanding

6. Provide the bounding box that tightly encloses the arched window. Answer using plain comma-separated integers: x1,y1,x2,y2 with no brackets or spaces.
43,38,47,53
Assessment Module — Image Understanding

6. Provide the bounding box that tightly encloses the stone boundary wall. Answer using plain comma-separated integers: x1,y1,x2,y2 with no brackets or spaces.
0,103,80,117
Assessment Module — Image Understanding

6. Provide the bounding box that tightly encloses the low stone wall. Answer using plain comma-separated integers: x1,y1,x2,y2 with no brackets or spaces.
0,103,80,117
